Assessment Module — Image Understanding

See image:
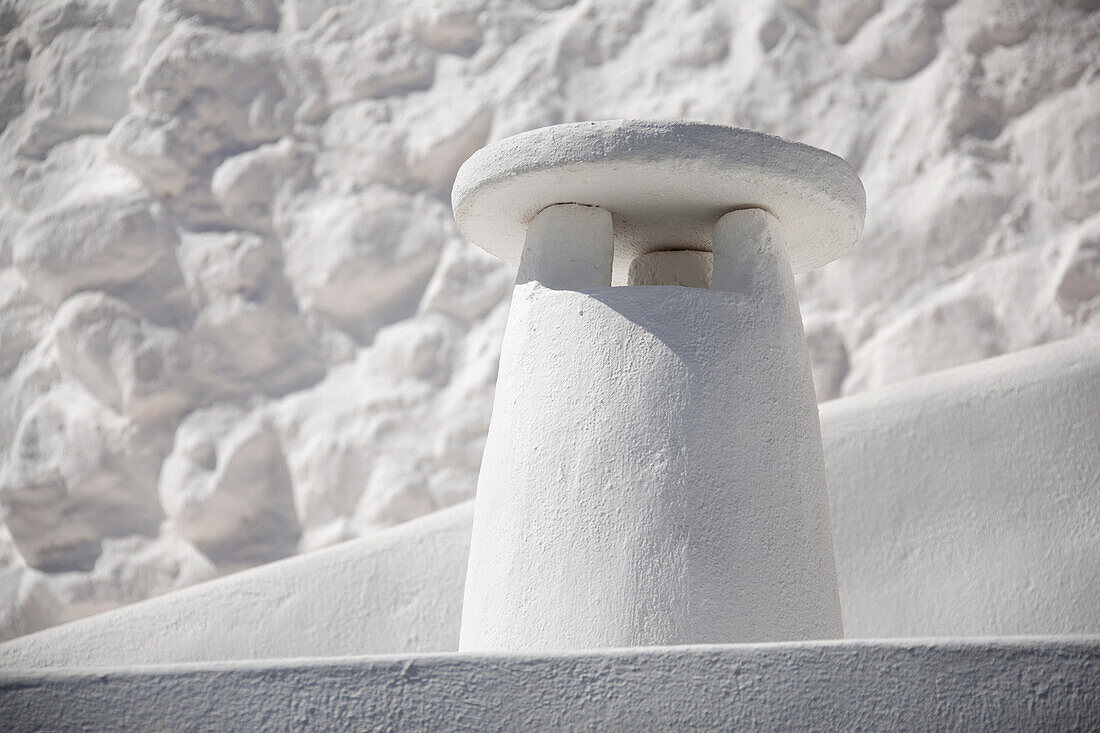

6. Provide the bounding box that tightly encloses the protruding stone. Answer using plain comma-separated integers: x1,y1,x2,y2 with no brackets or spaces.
52,292,194,425
132,24,319,148
159,406,299,567
847,3,940,81
210,139,312,231
279,187,449,340
13,194,179,306
179,231,326,396
0,383,166,573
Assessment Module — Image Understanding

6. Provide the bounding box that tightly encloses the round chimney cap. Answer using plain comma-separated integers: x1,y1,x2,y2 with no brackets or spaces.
452,119,866,275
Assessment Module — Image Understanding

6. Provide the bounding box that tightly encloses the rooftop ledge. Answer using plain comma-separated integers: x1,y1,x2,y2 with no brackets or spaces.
2,637,1098,731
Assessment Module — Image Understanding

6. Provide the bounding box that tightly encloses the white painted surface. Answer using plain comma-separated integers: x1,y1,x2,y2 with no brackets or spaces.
460,129,852,652
626,250,712,288
2,337,1097,668
2,0,1096,632
452,120,866,275
517,204,613,289
825,334,1100,638
461,277,841,650
2,638,1098,731
0,504,472,669
712,208,785,293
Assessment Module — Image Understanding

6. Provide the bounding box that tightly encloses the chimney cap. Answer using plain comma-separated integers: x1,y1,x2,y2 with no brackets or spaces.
452,119,865,275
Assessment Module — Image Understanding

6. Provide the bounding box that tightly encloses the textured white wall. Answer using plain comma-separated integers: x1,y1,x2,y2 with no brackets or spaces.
1,0,1098,637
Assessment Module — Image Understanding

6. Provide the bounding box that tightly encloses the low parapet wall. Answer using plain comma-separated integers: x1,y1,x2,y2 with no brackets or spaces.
1,336,1097,668
2,638,1098,731
0,503,473,668
825,334,1100,637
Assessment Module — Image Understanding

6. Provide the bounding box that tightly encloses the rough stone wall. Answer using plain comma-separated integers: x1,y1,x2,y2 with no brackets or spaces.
0,0,1096,640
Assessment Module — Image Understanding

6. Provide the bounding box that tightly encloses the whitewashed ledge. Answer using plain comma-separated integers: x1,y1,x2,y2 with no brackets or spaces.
2,637,1098,731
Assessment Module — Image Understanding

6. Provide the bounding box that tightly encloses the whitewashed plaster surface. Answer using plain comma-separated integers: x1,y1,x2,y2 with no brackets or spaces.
2,336,1095,669
463,274,841,651
826,334,1100,638
0,0,1098,639
3,639,1099,731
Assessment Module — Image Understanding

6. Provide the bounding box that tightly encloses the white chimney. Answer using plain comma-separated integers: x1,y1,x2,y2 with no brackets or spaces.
452,120,865,651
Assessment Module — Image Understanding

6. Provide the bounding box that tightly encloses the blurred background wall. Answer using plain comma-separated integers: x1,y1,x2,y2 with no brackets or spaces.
0,0,1097,640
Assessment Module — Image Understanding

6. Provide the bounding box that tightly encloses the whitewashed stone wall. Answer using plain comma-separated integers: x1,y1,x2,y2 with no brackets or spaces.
0,0,1097,639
